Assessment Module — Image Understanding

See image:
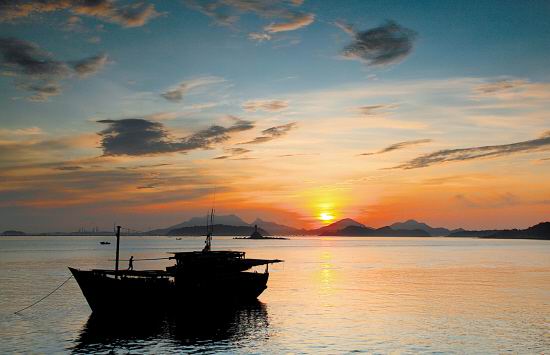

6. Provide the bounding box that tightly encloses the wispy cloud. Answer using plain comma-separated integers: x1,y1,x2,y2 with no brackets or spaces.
454,192,520,208
361,139,432,156
242,99,288,112
98,116,255,156
474,79,528,94
393,131,550,169
54,165,84,171
185,0,314,38
248,32,272,42
239,122,297,144
0,0,160,27
0,126,44,138
161,76,226,103
0,37,108,100
264,13,314,33
334,21,355,36
72,53,109,78
213,147,251,160
357,104,397,116
342,20,417,66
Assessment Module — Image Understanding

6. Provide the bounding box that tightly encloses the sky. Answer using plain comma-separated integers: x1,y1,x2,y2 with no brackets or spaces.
0,0,549,232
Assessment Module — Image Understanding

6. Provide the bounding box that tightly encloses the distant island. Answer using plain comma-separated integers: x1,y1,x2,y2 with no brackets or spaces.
233,225,289,240
1,230,26,236
447,222,550,240
4,215,549,240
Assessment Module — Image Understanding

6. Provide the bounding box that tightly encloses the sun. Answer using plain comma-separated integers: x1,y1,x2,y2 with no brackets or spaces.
319,212,334,222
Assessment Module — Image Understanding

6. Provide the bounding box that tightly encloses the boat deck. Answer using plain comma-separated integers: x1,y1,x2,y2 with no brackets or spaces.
90,269,171,277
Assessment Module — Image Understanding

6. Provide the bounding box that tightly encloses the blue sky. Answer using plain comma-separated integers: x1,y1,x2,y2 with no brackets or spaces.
1,1,549,231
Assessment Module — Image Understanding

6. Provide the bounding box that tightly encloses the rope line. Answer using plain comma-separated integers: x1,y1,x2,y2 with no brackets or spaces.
108,257,171,261
14,274,73,314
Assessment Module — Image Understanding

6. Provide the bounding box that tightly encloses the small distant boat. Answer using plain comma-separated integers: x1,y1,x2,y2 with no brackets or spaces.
99,241,111,245
70,210,282,314
175,237,182,240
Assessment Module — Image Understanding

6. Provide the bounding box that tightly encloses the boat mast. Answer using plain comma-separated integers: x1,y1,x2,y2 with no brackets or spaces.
115,225,121,279
203,208,214,252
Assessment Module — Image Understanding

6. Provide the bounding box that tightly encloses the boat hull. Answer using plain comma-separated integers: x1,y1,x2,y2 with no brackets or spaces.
69,267,269,314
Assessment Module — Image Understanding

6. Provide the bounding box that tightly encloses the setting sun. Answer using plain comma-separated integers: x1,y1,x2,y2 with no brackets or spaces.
319,213,335,222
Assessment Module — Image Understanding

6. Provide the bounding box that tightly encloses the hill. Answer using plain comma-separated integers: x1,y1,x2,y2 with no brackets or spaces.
448,222,549,240
167,224,269,236
1,230,26,236
321,225,430,237
251,218,305,235
148,214,250,235
312,218,368,235
390,219,450,236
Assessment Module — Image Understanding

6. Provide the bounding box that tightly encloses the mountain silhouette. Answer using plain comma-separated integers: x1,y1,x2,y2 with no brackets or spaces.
149,214,250,235
171,214,249,229
146,214,549,240
321,225,430,237
251,218,304,235
390,219,450,236
312,218,368,235
448,222,550,240
167,224,269,236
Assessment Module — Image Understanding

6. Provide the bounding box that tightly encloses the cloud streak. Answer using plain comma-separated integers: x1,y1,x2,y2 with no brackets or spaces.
161,76,226,103
240,122,297,144
475,79,528,94
98,117,255,156
0,37,108,100
185,0,314,38
242,99,288,112
0,0,160,27
72,53,109,77
342,20,417,66
361,139,432,156
393,131,550,169
358,104,397,116
213,147,251,160
264,13,314,33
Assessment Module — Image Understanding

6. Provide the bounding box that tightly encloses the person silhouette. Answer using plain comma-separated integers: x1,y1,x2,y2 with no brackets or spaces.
128,256,134,271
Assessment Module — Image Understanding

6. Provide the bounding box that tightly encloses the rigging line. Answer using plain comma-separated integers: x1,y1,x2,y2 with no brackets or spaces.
108,257,172,261
14,274,73,315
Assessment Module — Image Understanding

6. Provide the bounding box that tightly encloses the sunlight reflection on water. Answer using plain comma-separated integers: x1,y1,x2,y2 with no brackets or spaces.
0,236,549,353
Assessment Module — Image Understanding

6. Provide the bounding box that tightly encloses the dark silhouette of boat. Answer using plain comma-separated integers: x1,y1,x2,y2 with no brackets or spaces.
99,241,111,245
69,211,282,314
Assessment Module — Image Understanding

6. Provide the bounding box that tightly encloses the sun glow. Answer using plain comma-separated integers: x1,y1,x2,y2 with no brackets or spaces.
319,212,334,222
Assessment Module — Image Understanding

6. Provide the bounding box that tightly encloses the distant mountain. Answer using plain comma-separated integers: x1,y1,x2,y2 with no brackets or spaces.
446,230,498,238
251,218,304,235
1,230,26,236
321,225,430,237
170,214,249,229
447,222,549,240
167,224,269,237
151,215,549,240
148,214,250,235
390,219,450,236
313,218,368,235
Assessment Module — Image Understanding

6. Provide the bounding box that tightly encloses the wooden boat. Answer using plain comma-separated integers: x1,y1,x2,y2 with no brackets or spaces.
69,211,282,314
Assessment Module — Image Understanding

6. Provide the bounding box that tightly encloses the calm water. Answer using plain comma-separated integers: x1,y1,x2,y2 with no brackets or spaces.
0,236,549,354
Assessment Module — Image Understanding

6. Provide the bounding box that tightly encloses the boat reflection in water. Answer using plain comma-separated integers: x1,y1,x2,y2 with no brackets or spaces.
72,300,269,353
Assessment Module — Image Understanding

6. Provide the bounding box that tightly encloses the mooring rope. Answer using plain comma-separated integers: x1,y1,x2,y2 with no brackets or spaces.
14,274,74,314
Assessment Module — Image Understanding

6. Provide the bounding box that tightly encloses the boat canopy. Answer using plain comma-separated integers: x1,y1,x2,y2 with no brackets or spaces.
167,250,282,271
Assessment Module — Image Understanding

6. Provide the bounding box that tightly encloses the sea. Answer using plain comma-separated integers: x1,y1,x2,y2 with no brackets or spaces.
0,235,548,354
